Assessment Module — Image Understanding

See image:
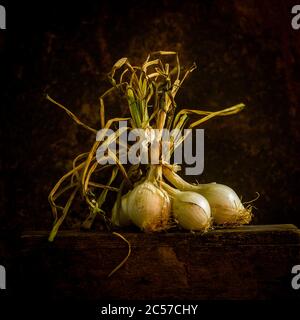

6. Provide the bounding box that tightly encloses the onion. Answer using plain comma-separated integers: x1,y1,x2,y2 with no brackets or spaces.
163,166,252,225
126,181,171,231
196,183,251,225
161,182,211,231
111,192,132,227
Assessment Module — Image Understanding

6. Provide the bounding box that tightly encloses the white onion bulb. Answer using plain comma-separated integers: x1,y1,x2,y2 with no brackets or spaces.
127,181,171,231
197,183,251,225
172,191,211,231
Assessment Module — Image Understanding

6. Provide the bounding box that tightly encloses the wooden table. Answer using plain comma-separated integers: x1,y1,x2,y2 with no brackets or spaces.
1,224,300,300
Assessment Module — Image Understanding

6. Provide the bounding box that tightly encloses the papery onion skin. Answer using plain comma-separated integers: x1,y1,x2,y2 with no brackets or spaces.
127,181,171,231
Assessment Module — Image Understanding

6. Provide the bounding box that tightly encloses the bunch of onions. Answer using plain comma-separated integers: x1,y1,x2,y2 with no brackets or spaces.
162,166,252,225
47,52,254,279
161,181,211,231
47,51,251,243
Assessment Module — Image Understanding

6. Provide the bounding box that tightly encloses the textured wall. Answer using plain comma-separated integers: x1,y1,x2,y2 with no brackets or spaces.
1,0,300,232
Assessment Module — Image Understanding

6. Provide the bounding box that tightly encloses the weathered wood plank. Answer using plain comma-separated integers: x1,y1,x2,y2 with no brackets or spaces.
1,225,300,300
21,224,300,246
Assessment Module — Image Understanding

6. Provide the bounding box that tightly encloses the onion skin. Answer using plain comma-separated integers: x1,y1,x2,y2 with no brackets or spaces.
127,181,171,231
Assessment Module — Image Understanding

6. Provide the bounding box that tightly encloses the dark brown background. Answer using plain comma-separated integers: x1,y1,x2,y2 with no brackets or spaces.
1,0,300,234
